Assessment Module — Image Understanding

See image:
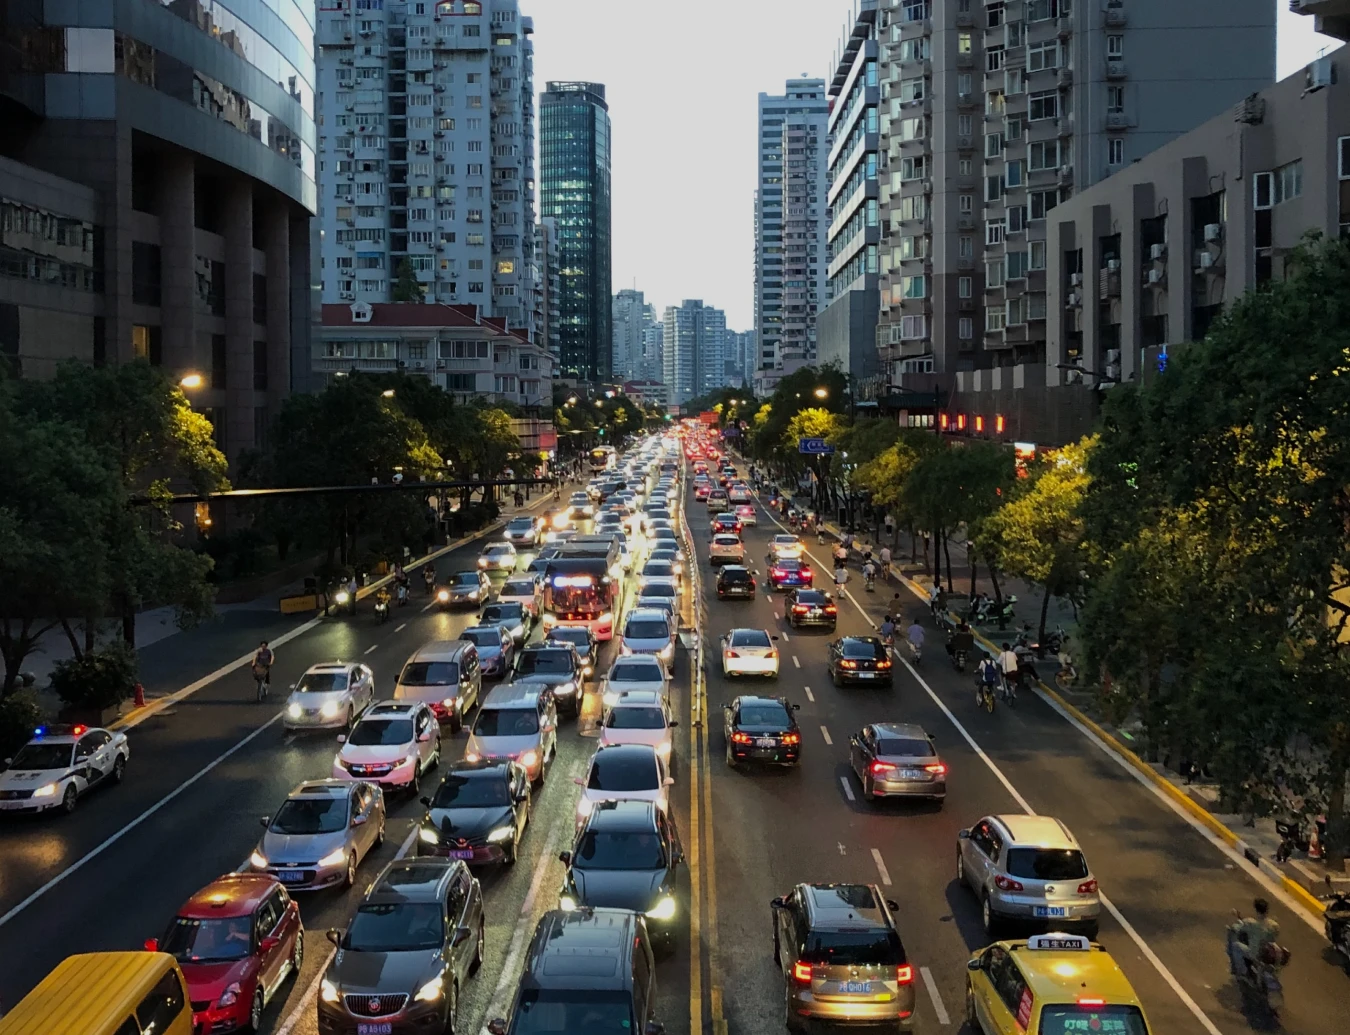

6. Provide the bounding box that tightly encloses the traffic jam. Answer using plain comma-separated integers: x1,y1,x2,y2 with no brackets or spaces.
2,423,1172,1035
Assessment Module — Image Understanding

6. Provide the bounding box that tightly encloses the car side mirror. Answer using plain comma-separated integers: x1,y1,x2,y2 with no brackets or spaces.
1,758,10,767
452,926,472,947
260,935,280,954
968,957,984,972
487,1020,508,1035
143,937,159,952
259,815,270,828
288,684,296,691
559,850,572,864
792,703,800,711
770,896,785,909
327,928,343,947
669,719,679,728
886,899,900,912
515,791,529,803
74,755,89,764
958,828,971,840
336,734,347,744
418,732,432,743
420,796,432,807
352,814,367,827
848,736,858,746
664,777,675,787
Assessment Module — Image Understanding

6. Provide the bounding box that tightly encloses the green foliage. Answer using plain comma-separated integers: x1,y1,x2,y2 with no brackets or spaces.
392,258,425,302
746,365,849,464
50,641,138,712
0,690,44,760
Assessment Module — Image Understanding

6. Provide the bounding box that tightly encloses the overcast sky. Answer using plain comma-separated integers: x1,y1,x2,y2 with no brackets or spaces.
530,1,1343,331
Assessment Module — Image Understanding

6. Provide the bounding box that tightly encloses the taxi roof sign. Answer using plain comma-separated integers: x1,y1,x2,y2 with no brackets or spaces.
1027,934,1092,951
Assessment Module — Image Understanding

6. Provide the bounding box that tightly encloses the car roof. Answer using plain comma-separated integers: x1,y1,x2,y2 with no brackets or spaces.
993,814,1078,848
482,682,547,708
305,662,353,673
733,694,790,708
366,859,459,903
802,883,891,930
590,743,659,766
364,701,419,717
793,588,828,598
525,909,639,990
840,635,883,646
179,873,279,918
608,689,663,707
288,779,355,799
583,798,662,833
611,654,664,671
407,640,474,661
445,758,513,777
999,939,1140,1004
626,607,670,622
873,722,931,740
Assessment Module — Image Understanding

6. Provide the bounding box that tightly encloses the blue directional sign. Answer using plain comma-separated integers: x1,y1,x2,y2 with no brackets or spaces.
798,437,835,455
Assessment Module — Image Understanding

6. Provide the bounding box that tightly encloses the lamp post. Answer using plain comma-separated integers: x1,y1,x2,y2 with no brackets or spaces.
179,373,204,391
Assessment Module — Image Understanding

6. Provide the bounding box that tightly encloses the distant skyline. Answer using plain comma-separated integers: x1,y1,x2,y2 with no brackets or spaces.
531,1,1343,331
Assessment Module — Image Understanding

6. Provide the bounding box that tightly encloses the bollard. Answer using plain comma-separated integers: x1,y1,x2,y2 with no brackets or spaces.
133,682,146,708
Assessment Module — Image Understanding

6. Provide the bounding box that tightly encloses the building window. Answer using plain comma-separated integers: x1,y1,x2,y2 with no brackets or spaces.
986,259,1005,288
1339,136,1350,179
211,334,227,389
1008,205,1026,233
986,220,1005,245
959,316,974,339
1005,160,1023,188
132,324,162,365
985,175,1003,202
1027,40,1059,71
1274,160,1303,204
958,32,972,54
959,158,974,176
987,1,1005,27
986,308,1006,331
1107,34,1124,58
1029,240,1047,270
960,194,974,213
986,47,1005,73
1107,86,1125,114
1029,189,1058,220
1108,138,1124,165
132,241,161,306
1026,0,1062,21
1029,140,1060,170
253,340,268,390
1029,91,1058,121
959,236,973,258
900,314,928,339
252,274,268,325
985,133,1003,159
958,276,973,298
901,275,927,299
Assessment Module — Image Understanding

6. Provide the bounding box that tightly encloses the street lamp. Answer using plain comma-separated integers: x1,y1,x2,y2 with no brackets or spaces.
381,389,396,398
179,373,204,390
814,388,828,399
567,395,578,405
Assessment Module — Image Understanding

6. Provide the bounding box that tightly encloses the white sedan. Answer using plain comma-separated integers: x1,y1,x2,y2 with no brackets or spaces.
768,534,805,561
598,690,678,763
0,724,130,814
721,628,781,678
601,654,669,707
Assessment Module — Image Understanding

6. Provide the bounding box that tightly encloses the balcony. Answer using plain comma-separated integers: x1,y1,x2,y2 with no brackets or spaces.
1105,1,1127,28
1057,67,1073,87
1106,61,1127,79
1106,112,1129,129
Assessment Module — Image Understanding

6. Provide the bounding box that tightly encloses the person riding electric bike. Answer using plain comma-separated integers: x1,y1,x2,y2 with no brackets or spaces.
905,618,925,663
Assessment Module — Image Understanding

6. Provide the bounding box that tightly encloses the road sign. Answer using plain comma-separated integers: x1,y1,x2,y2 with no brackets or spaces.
798,437,835,455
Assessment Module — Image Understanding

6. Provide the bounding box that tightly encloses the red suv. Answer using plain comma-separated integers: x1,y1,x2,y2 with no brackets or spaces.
147,873,303,1033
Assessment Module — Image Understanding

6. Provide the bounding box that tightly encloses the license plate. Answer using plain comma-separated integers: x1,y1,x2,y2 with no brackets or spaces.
1034,906,1067,917
858,671,875,678
899,768,922,779
276,870,305,883
358,1025,393,1035
448,849,475,860
841,982,873,994
756,738,777,747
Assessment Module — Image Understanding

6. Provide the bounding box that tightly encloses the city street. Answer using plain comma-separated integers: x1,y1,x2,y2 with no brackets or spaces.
1,463,1346,1035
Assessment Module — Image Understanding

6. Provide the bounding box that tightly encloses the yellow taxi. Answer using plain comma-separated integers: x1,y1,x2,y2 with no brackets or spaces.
965,933,1152,1034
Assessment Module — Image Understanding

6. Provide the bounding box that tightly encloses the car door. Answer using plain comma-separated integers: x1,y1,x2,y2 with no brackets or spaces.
352,784,378,859
972,946,1019,1033
414,708,435,768
849,727,873,780
444,868,473,982
361,665,376,711
970,820,1000,892
75,731,113,786
253,892,286,998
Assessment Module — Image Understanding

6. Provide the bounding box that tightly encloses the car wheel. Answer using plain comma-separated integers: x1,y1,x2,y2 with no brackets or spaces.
862,775,875,802
1081,920,1099,940
966,985,985,1033
783,983,803,1034
981,894,1000,938
471,918,485,974
344,851,357,889
442,980,459,1035
429,746,441,771
956,851,966,887
290,929,304,978
503,832,518,866
111,755,127,785
376,822,386,848
346,706,355,730
449,711,464,734
249,987,264,1032
725,742,738,769
60,784,77,814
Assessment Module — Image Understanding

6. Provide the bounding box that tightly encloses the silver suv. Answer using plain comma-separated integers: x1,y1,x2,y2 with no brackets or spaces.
956,814,1100,938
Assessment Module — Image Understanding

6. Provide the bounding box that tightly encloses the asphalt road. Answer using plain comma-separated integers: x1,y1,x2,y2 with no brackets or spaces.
3,460,1347,1035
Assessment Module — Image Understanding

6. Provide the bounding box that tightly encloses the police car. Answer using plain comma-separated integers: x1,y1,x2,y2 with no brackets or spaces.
0,724,130,814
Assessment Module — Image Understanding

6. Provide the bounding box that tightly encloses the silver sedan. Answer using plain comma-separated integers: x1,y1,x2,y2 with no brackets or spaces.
250,779,385,890
848,722,947,804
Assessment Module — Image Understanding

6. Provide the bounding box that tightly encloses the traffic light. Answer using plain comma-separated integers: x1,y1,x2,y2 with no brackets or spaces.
598,427,605,437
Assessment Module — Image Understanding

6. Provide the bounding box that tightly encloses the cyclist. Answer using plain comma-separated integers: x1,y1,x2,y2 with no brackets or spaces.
879,544,892,581
862,558,877,590
422,564,436,595
879,614,896,648
976,655,1000,708
252,641,274,699
906,616,925,662
997,641,1021,700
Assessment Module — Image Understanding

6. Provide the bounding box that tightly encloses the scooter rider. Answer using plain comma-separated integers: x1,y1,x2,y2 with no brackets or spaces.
1229,898,1280,979
906,617,925,660
422,564,436,594
997,641,1021,694
947,620,975,664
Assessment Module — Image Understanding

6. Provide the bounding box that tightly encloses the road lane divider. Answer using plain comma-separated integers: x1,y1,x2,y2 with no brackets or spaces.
870,848,893,886
395,622,408,632
920,966,951,1026
363,644,378,655
803,685,814,702
0,713,286,930
791,655,801,669
819,725,832,746
840,776,855,802
274,823,420,1035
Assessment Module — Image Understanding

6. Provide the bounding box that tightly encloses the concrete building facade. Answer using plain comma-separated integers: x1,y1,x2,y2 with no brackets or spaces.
947,54,1350,445
0,0,318,459
535,215,560,362
754,78,829,395
315,0,538,343
662,298,728,405
611,287,659,383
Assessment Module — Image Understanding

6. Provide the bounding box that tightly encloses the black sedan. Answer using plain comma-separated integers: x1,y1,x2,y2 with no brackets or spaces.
544,625,598,681
416,760,531,865
784,588,837,629
767,558,814,591
723,695,801,769
827,636,894,687
716,565,757,600
558,799,682,949
710,512,742,535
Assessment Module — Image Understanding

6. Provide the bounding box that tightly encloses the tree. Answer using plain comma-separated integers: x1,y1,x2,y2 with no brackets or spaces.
783,408,847,512
978,437,1091,640
392,258,425,302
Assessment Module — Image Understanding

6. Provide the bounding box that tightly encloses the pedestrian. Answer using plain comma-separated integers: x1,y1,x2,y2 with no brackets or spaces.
346,573,359,615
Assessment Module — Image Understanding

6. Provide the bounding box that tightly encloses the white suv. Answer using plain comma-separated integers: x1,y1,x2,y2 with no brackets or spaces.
709,533,745,566
333,701,440,793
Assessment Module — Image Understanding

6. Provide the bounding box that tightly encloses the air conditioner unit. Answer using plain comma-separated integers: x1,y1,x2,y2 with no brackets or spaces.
1204,223,1222,242
1306,56,1335,92
1106,259,1121,271
1150,243,1166,260
1147,268,1164,285
1198,251,1215,269
1070,272,1083,287
412,361,426,371
1066,291,1081,307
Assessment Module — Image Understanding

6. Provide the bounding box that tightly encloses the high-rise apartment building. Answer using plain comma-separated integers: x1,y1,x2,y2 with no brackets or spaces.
0,0,317,459
754,79,829,395
866,0,1273,395
612,288,659,383
1291,0,1350,40
316,0,537,338
541,81,612,383
662,299,728,404
642,324,665,384
535,216,561,363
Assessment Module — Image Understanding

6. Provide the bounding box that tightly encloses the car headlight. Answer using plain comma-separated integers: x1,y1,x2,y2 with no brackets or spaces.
320,701,340,718
519,750,539,768
559,894,578,912
602,690,620,707
658,644,674,660
414,974,445,1003
437,589,450,602
620,643,633,655
32,782,58,798
320,978,340,1004
487,825,515,843
442,697,456,710
582,665,593,676
646,895,677,921
317,846,348,867
287,703,302,718
334,590,351,605
478,558,489,567
218,981,242,1007
554,681,577,696
656,741,672,757
249,849,268,869
576,797,594,818
468,590,480,600
419,825,441,845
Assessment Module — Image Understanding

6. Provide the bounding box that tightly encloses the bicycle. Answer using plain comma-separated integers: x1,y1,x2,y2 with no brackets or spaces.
976,679,996,714
1000,672,1018,708
253,666,271,702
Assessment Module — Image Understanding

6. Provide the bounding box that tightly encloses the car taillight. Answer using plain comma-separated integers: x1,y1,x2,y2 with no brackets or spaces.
994,875,1024,892
924,763,947,774
730,731,753,744
767,649,778,658
801,568,813,579
725,650,740,658
870,761,897,775
877,659,893,669
1077,879,1098,895
793,605,809,613
824,605,837,613
896,965,914,985
772,568,785,577
792,961,814,985
1076,998,1105,1007
782,732,801,745
840,660,858,669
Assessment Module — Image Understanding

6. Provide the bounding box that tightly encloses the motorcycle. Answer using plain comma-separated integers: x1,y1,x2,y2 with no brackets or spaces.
1323,876,1350,972
1226,921,1287,1018
951,648,967,672
907,640,922,666
1273,817,1325,862
395,582,409,607
374,597,390,624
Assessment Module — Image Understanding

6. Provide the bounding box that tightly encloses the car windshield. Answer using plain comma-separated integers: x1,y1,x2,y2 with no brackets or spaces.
9,744,72,770
474,708,538,737
738,703,789,726
270,796,348,834
345,903,444,952
485,545,512,557
775,537,799,546
400,662,458,686
611,661,661,682
795,591,827,604
877,737,934,757
431,773,510,808
1005,848,1090,881
508,519,534,530
714,536,740,546
843,640,885,659
348,718,414,746
161,916,254,963
573,830,666,871
605,706,666,730
548,629,590,650
296,671,348,693
801,929,904,966
516,651,573,676
775,560,802,572
502,580,536,596
642,563,673,577
641,583,675,599
511,990,635,1035
730,630,772,648
482,605,524,623
1037,1005,1148,1035
451,572,480,586
588,752,658,791
650,551,678,564
461,629,503,648
625,619,669,640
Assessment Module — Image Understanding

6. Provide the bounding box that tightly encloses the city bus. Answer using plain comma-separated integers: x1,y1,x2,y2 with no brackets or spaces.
589,445,617,473
540,557,619,641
